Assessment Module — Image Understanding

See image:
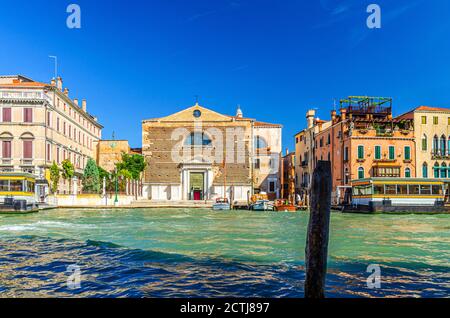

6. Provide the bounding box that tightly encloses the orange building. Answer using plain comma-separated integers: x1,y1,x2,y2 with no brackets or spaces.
315,97,416,205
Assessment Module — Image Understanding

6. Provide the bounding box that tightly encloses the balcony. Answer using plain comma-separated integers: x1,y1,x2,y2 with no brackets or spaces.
431,151,450,160
20,159,33,166
0,158,12,165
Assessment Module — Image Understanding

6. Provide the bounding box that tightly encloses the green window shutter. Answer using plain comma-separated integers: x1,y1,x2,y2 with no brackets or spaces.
358,168,364,179
358,146,364,159
389,146,395,160
422,138,427,151
375,146,381,160
404,146,411,160
423,165,428,178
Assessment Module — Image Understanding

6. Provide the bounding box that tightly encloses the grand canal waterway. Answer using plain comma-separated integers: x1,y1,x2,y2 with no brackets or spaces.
0,208,449,297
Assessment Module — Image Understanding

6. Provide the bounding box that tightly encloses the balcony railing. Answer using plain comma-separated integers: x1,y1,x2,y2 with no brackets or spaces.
0,158,12,165
20,159,33,166
431,150,450,160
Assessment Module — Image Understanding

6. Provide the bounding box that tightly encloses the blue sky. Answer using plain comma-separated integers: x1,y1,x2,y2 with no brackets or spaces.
1,0,450,148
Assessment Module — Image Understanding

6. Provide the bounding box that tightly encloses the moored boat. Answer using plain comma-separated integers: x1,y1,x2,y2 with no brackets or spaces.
250,199,274,211
212,198,231,211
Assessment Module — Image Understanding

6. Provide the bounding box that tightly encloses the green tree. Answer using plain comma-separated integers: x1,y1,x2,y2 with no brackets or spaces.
49,162,60,194
61,159,75,194
82,158,101,193
116,153,146,180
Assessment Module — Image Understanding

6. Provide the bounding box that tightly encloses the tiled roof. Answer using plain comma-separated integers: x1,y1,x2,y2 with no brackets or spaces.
396,105,450,121
0,81,47,88
254,121,282,128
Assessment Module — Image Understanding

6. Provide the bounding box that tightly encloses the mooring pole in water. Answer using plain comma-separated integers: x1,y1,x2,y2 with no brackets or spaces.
305,160,332,298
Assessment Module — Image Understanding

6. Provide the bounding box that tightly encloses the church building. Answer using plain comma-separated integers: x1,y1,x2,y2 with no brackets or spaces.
142,104,282,202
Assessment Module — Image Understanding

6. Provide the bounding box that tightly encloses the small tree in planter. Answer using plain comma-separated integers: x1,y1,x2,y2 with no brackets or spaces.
61,159,75,194
82,158,101,193
49,162,60,194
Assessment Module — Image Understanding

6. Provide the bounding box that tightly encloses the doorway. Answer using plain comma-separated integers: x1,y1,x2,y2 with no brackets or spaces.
189,172,204,200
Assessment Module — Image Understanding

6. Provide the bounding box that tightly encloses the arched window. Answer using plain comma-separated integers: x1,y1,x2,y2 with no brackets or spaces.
405,168,411,178
185,132,212,147
358,167,364,180
441,163,447,178
254,136,268,149
422,134,428,151
433,135,439,154
422,162,428,178
434,162,440,178
441,135,447,155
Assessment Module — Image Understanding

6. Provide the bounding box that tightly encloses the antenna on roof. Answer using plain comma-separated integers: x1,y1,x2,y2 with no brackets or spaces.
333,99,337,111
48,55,58,79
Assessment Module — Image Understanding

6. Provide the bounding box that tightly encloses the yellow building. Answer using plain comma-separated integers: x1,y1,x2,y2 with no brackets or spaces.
0,75,103,200
397,106,450,181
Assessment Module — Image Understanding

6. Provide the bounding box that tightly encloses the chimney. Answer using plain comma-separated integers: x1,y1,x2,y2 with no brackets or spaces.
306,109,316,129
51,78,56,86
63,87,69,96
331,110,337,122
340,108,347,121
286,148,289,156
56,77,63,91
73,98,78,106
82,99,87,112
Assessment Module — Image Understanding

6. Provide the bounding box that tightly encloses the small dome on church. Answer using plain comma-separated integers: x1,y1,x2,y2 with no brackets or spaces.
236,105,243,118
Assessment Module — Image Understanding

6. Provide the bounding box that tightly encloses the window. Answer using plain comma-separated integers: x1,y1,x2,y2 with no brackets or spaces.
374,185,384,194
2,108,11,122
47,111,51,127
420,185,432,195
320,138,323,147
185,132,212,146
433,116,438,125
358,167,364,179
23,140,33,159
2,141,11,158
448,117,450,125
327,134,331,145
405,168,411,178
254,158,261,169
433,135,439,153
57,147,60,164
421,116,427,124
254,136,267,149
46,143,51,161
357,145,364,159
441,135,447,155
441,163,447,178
422,135,428,151
409,185,420,195
375,146,381,160
269,181,275,193
434,163,440,178
23,108,33,123
385,185,397,195
57,117,60,132
397,185,408,195
404,146,411,160
422,163,428,178
389,146,395,160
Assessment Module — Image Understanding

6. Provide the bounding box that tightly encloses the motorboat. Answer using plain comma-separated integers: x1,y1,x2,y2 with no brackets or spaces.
212,198,231,211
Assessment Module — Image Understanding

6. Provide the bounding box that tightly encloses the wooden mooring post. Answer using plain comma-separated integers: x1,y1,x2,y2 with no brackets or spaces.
305,161,332,298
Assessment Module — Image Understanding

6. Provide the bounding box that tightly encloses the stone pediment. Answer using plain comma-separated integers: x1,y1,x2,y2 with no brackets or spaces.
157,104,233,122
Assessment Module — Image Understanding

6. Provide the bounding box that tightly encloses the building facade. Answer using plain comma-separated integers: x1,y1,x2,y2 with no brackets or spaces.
96,139,142,173
294,110,331,205
397,106,450,181
280,150,295,202
142,104,281,202
0,75,103,198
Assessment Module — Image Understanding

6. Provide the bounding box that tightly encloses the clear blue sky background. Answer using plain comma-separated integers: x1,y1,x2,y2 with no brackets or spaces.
1,0,449,149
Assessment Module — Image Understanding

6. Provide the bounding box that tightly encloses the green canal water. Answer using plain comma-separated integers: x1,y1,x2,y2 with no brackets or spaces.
0,208,449,297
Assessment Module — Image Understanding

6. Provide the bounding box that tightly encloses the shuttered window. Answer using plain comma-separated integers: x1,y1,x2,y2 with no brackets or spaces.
357,146,364,159
2,108,11,122
23,140,33,159
389,146,395,160
404,146,411,160
2,141,11,158
24,108,33,123
375,146,381,160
